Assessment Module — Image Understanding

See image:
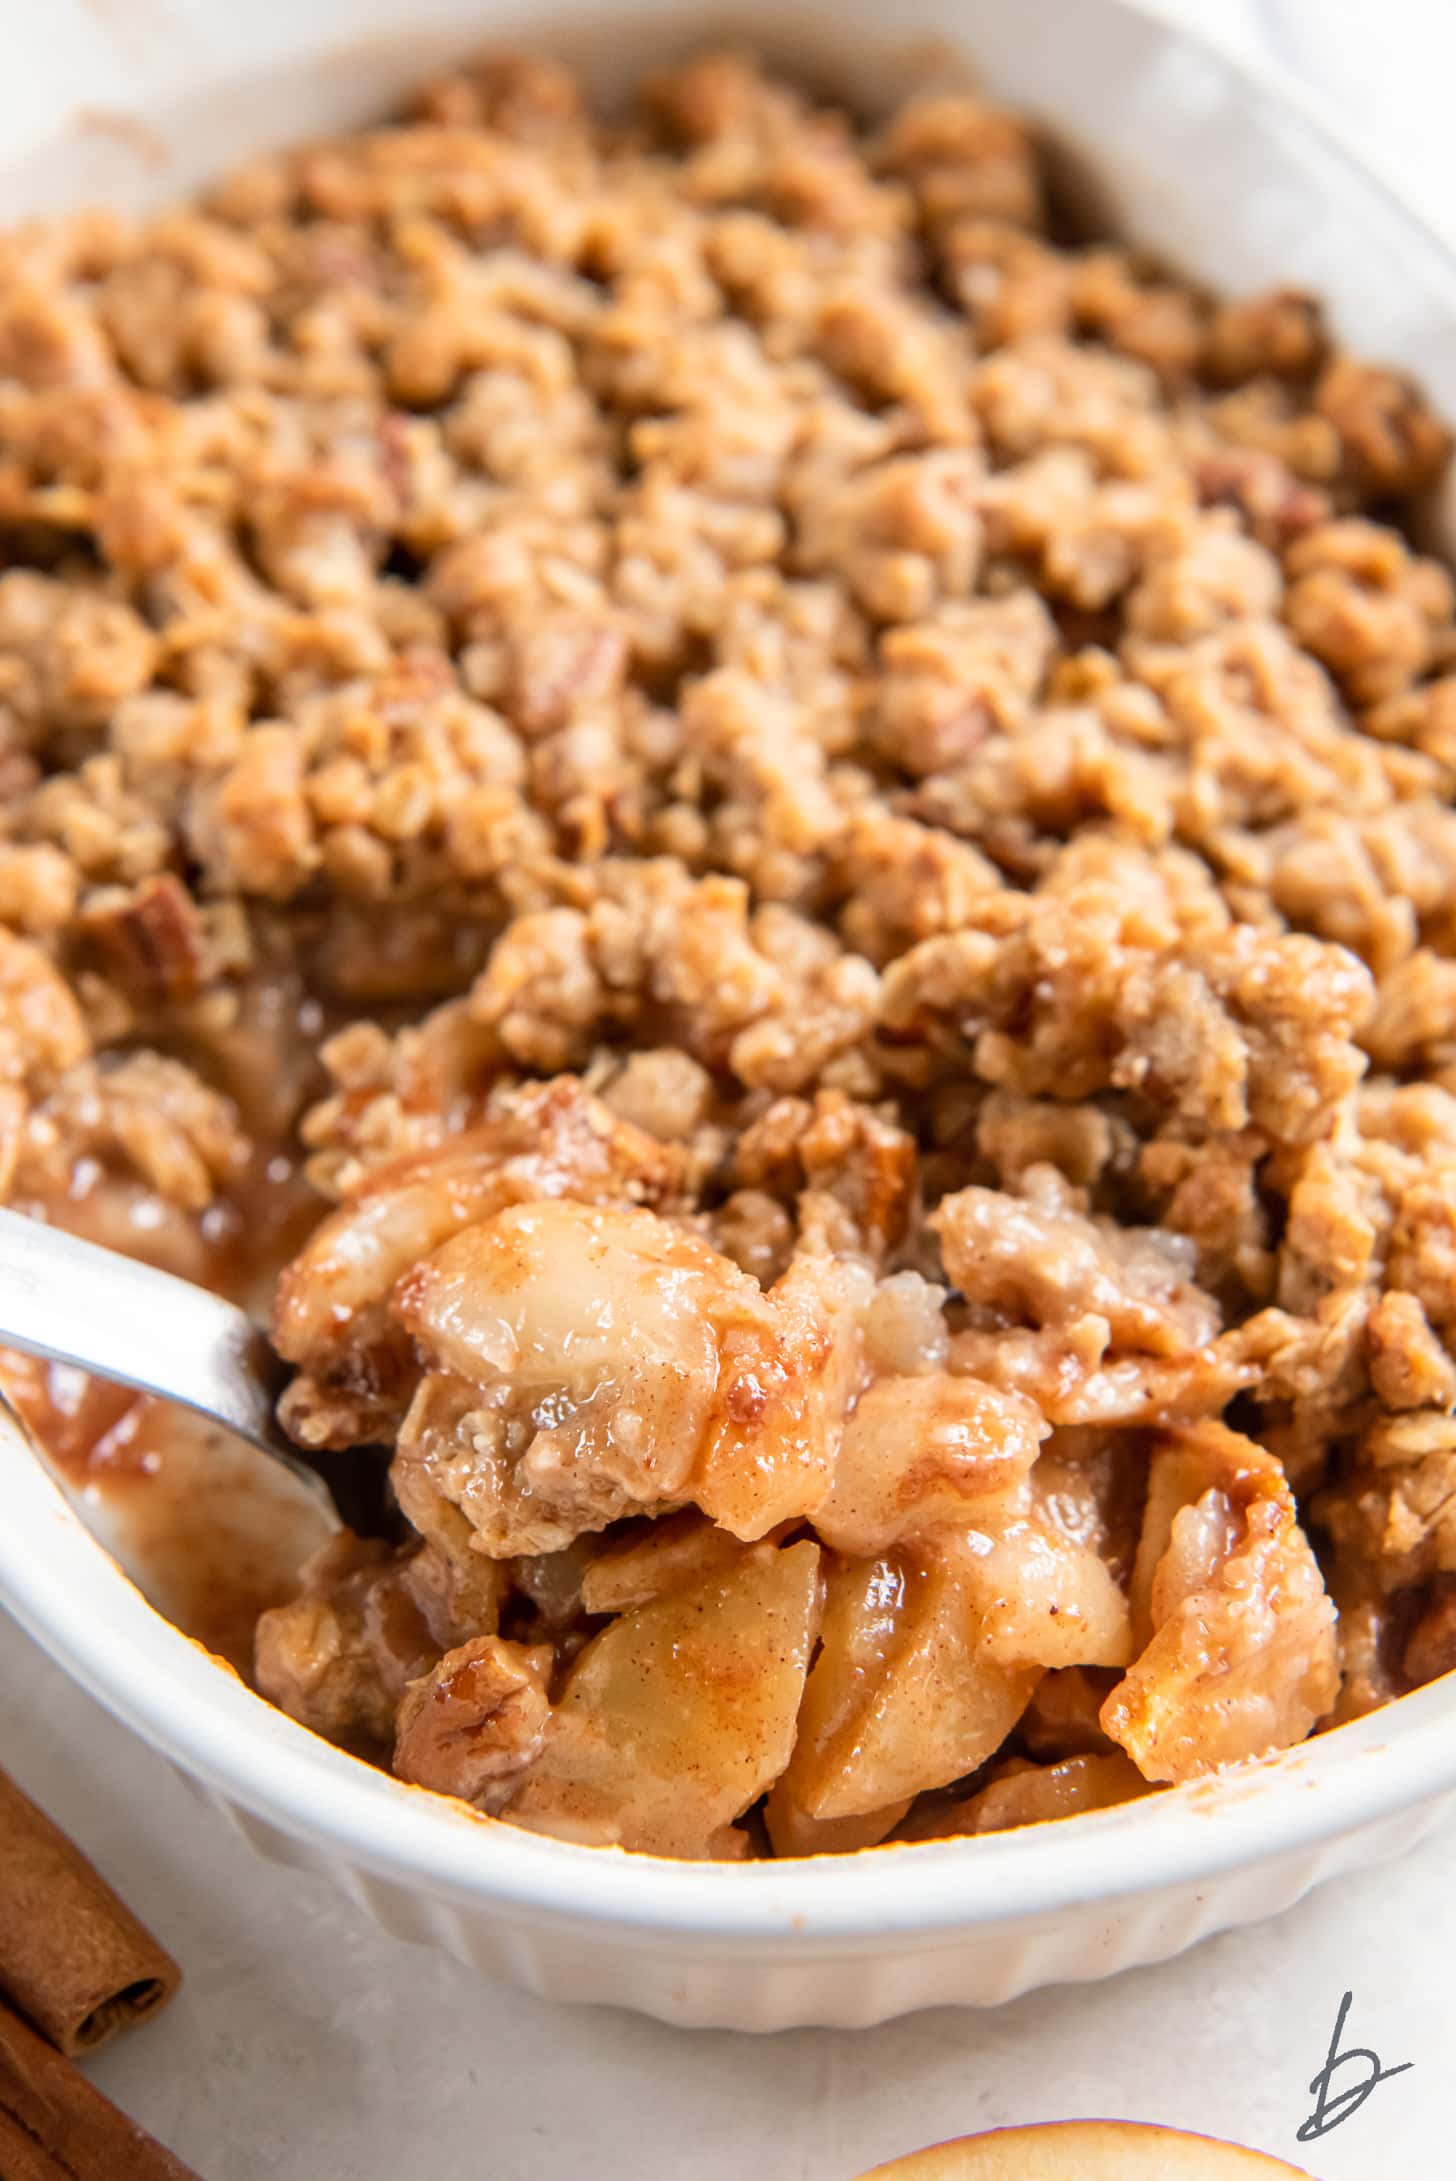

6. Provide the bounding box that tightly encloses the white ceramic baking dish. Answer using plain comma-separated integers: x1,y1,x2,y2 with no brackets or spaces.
4,0,1456,2034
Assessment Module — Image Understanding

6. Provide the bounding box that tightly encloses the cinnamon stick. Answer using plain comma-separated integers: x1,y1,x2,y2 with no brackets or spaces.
0,1996,198,2180
0,1770,180,2056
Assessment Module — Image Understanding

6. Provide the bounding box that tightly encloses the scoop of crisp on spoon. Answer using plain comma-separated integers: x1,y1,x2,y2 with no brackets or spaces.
0,1205,363,1525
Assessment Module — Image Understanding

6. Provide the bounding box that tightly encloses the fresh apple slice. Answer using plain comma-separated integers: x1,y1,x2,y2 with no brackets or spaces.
859,2120,1314,2179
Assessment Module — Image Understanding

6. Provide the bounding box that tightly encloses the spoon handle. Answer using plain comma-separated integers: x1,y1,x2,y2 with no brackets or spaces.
0,1206,303,1478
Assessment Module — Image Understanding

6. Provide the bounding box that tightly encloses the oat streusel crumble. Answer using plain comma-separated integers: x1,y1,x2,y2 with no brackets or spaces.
5,48,1456,1856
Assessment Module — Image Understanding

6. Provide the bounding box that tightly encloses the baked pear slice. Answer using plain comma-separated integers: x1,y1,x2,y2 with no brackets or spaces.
859,2120,1313,2179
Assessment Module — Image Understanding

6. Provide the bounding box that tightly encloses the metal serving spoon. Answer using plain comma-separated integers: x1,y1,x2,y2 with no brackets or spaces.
0,1206,369,1526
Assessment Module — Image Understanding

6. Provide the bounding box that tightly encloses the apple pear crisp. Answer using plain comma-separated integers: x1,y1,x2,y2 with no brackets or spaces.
6,47,1456,1858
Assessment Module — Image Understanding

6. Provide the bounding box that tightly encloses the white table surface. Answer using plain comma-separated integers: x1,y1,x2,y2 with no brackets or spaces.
8,5,1456,2176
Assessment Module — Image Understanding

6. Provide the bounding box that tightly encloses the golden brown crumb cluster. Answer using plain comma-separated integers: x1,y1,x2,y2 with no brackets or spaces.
6,50,1456,1857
